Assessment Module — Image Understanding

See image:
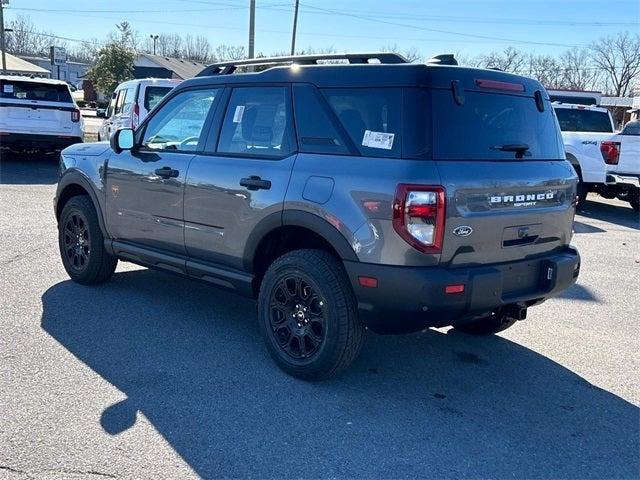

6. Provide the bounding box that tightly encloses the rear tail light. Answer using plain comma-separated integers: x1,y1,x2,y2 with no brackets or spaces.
600,141,620,165
71,108,81,123
132,102,140,130
393,184,445,253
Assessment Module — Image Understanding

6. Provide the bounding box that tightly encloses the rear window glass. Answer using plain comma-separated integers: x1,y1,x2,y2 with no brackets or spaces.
322,88,402,158
0,80,72,103
554,108,613,133
432,90,563,160
144,86,173,111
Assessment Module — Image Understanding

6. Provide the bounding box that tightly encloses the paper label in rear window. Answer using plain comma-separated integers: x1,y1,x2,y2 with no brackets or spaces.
3,84,13,93
362,130,395,150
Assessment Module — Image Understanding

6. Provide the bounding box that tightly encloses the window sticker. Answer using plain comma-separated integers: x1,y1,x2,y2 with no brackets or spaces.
362,130,395,150
233,105,245,123
3,84,14,94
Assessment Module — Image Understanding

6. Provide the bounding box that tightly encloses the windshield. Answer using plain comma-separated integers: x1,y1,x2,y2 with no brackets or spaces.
554,108,613,133
0,80,73,103
432,90,563,160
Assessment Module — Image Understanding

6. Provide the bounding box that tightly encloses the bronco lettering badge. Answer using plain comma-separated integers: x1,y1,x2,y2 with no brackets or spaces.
490,191,555,207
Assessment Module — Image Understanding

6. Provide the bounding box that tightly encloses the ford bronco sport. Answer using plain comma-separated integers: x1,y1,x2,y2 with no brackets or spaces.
54,53,580,379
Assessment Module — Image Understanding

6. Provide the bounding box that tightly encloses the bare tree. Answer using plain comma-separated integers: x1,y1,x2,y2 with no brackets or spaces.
5,15,52,56
212,44,246,62
527,54,565,89
559,47,600,91
478,47,527,74
381,43,421,63
183,35,212,62
589,32,640,96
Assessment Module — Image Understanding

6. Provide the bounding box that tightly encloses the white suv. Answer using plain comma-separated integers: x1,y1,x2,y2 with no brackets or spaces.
0,76,84,153
97,78,180,141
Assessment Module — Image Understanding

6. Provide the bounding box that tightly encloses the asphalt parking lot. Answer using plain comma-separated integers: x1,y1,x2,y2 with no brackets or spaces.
1,155,639,480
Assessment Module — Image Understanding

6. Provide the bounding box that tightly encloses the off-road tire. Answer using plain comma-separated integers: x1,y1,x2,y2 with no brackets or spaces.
454,312,517,336
258,249,365,380
58,195,117,285
576,181,589,210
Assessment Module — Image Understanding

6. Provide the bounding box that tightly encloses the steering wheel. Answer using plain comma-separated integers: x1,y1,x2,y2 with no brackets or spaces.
179,136,200,149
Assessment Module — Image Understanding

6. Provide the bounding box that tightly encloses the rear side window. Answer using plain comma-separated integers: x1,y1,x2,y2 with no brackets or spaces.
0,80,72,103
293,84,349,155
322,88,402,158
433,90,563,160
144,86,173,111
554,108,613,133
217,86,294,158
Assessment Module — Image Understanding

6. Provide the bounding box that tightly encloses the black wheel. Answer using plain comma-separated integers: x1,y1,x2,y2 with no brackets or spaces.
629,190,639,212
258,249,365,380
576,181,589,210
454,312,517,336
58,195,117,285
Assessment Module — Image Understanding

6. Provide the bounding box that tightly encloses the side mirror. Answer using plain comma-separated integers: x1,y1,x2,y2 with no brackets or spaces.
96,108,106,118
110,128,134,154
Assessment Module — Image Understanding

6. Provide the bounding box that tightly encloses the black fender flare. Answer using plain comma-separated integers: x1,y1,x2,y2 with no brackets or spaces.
56,171,108,237
242,209,359,271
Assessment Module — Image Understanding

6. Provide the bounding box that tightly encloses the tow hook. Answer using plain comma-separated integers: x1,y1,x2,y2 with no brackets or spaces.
504,304,527,321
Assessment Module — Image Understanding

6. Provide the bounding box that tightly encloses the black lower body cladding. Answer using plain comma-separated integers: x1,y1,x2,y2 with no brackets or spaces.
0,133,83,153
344,247,580,333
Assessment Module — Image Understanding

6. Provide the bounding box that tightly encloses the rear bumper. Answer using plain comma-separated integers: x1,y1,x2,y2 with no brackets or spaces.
606,173,640,189
0,132,83,152
344,247,580,332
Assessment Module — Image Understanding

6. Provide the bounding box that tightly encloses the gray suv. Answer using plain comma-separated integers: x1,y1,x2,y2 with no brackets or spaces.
54,53,580,379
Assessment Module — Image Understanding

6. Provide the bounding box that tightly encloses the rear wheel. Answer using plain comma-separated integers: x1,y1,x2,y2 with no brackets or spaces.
454,312,517,336
258,249,364,380
576,181,589,210
58,195,117,285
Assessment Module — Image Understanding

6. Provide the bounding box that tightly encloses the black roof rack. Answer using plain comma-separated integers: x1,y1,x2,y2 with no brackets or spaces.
196,52,408,77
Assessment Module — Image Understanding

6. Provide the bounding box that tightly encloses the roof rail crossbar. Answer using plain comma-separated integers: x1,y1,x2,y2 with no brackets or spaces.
197,52,408,77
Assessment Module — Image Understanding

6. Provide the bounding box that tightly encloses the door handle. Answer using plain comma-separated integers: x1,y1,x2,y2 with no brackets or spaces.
154,166,179,179
240,176,271,191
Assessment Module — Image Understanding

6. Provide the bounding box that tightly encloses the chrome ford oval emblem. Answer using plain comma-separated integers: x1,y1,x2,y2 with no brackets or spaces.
453,225,473,237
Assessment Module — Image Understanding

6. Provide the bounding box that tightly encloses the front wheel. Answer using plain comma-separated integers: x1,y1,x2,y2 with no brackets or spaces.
58,195,117,285
258,249,365,380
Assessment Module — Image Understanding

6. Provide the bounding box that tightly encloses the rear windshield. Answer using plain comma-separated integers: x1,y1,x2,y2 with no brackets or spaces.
0,80,72,103
554,108,613,133
432,90,563,160
144,86,173,111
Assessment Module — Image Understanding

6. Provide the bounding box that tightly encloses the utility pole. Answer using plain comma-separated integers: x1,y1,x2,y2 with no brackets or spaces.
150,34,159,55
290,0,299,56
0,0,7,74
248,0,255,59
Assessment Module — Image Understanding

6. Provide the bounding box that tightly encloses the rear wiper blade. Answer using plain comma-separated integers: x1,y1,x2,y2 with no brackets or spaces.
490,143,530,153
490,143,530,159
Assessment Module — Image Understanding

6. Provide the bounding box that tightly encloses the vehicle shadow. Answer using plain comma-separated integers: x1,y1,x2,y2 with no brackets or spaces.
41,269,639,479
577,197,639,230
0,154,59,185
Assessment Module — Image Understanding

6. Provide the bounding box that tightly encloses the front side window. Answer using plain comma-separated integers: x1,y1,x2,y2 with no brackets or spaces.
322,88,402,158
141,89,218,152
114,90,126,115
121,87,136,114
217,86,293,158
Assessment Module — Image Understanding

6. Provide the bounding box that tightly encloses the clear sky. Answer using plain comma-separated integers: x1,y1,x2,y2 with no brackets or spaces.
3,0,639,58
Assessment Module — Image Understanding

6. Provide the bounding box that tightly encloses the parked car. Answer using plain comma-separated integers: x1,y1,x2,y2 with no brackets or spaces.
552,103,615,207
0,75,83,153
97,78,180,141
54,53,580,379
600,120,640,211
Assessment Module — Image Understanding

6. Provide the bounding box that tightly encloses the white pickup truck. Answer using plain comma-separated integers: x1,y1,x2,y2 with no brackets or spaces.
601,120,640,211
553,103,623,208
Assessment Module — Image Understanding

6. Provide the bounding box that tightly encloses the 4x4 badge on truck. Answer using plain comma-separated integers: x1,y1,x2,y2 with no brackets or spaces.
453,225,473,237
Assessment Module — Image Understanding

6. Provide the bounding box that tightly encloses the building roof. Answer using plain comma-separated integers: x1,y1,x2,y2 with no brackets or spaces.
600,96,634,107
134,54,206,80
19,55,91,67
0,51,50,75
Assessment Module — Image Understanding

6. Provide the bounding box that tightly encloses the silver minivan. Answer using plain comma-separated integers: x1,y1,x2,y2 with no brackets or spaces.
97,78,180,141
